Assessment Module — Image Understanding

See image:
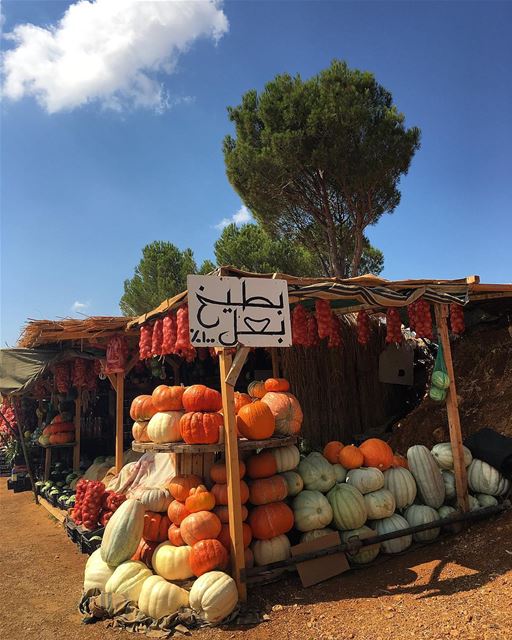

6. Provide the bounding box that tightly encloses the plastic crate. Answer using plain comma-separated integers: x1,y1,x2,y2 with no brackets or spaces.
77,525,105,555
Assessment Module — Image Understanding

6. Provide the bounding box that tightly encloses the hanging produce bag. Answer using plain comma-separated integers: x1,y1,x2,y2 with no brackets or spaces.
429,342,450,401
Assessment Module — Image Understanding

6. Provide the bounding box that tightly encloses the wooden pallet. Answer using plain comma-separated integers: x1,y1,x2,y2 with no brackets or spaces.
38,496,67,524
132,435,297,454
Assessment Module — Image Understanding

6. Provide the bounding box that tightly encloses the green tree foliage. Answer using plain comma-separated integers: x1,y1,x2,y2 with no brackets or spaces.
223,60,420,277
120,241,197,316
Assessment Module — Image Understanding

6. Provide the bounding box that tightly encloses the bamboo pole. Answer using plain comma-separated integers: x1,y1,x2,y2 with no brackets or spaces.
73,395,81,472
434,304,469,512
115,372,125,473
218,350,247,601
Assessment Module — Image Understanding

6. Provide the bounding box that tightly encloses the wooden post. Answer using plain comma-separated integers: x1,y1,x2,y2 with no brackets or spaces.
44,447,51,481
115,372,125,473
218,350,247,602
271,348,280,377
434,304,469,512
73,395,81,472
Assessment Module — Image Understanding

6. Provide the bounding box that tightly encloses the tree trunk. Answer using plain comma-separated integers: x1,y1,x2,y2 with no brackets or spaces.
350,228,364,277
325,219,344,277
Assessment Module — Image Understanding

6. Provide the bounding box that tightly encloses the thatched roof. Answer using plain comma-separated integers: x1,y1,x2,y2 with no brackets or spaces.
18,316,136,349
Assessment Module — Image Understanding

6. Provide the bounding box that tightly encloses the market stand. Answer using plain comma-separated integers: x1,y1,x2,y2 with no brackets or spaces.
129,267,512,600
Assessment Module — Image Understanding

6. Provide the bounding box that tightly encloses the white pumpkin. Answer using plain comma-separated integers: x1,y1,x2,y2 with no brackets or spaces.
332,464,347,483
292,490,333,532
404,505,440,542
271,445,300,473
147,411,184,444
372,514,412,554
346,467,384,494
300,528,336,543
83,548,115,592
105,561,152,602
152,542,193,580
326,483,367,530
341,525,380,564
138,488,172,513
441,470,456,501
252,534,291,566
475,493,498,508
497,476,511,496
189,571,238,623
431,442,473,469
407,445,445,508
383,467,417,509
138,575,189,619
467,459,503,496
468,495,480,511
363,489,396,520
437,505,461,533
101,499,145,567
280,471,304,497
298,452,336,492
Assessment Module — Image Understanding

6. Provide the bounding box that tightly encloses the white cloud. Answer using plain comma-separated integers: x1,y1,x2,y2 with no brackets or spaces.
2,0,228,113
71,300,90,312
215,204,252,230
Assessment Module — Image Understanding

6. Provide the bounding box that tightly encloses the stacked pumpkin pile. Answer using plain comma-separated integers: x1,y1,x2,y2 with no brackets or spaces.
38,414,75,446
243,377,303,437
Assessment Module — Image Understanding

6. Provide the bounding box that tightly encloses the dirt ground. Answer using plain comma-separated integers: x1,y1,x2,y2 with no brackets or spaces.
1,479,511,640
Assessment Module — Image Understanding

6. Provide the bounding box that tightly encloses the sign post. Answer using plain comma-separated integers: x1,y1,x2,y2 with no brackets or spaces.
187,276,292,599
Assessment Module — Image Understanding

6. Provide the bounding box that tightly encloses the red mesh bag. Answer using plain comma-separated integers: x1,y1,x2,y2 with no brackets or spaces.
449,304,465,335
291,304,308,346
151,319,164,357
356,311,370,345
139,323,153,360
315,299,332,340
386,308,403,344
162,312,177,355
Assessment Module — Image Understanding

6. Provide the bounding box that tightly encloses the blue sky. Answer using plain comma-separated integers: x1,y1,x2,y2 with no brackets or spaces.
1,0,511,346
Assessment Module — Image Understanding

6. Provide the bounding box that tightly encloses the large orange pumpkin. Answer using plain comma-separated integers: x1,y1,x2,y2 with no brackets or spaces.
180,412,223,444
182,385,222,412
189,539,229,577
185,485,215,512
218,523,252,550
261,392,303,435
167,500,190,525
132,538,159,569
248,502,294,540
264,378,290,392
209,461,246,484
338,445,363,469
248,475,288,505
152,385,185,412
143,511,170,542
212,481,249,505
130,395,157,421
132,420,151,443
323,441,344,464
247,380,266,399
180,511,222,546
213,504,248,523
168,475,202,501
245,451,278,479
237,401,275,440
167,524,185,546
234,392,252,413
359,438,394,471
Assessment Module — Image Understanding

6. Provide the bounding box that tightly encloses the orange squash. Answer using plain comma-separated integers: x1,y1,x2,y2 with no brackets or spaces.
48,432,74,445
189,539,229,577
234,392,252,413
323,441,344,464
237,401,275,440
182,385,222,412
359,438,394,471
246,451,278,479
143,511,170,543
180,511,222,546
212,481,249,505
338,445,364,470
217,522,252,550
248,475,288,505
180,412,223,444
152,385,185,412
167,524,185,546
185,485,215,512
168,474,202,502
213,504,248,523
264,378,290,392
392,453,409,469
167,500,190,525
209,460,246,484
247,380,266,399
248,502,294,540
261,392,303,435
132,538,159,569
130,395,157,421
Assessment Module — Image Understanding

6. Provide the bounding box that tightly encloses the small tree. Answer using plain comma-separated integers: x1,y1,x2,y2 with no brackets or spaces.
223,60,420,277
120,241,197,316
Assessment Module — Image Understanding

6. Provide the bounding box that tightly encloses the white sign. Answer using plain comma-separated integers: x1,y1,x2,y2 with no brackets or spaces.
187,275,291,348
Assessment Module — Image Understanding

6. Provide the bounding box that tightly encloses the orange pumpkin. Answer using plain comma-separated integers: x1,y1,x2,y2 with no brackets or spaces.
49,432,75,445
182,385,222,412
143,511,170,542
130,395,157,421
180,411,223,444
167,500,190,525
209,460,246,484
261,392,303,435
246,451,278,479
167,524,185,546
244,547,255,569
185,485,215,512
248,502,294,540
359,438,394,471
249,475,288,505
234,392,252,413
152,385,185,412
132,538,159,569
189,539,229,577
217,522,252,550
132,420,151,443
213,504,248,523
212,481,249,505
180,511,222,546
247,380,266,399
264,378,290,392
168,474,202,501
323,441,344,464
237,401,275,440
338,445,364,469
392,453,409,469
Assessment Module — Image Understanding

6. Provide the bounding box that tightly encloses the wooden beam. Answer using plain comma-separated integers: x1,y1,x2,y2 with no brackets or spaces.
434,304,469,512
115,372,125,473
73,395,81,473
124,352,140,375
271,348,280,377
218,350,247,602
225,347,250,387
107,373,117,391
